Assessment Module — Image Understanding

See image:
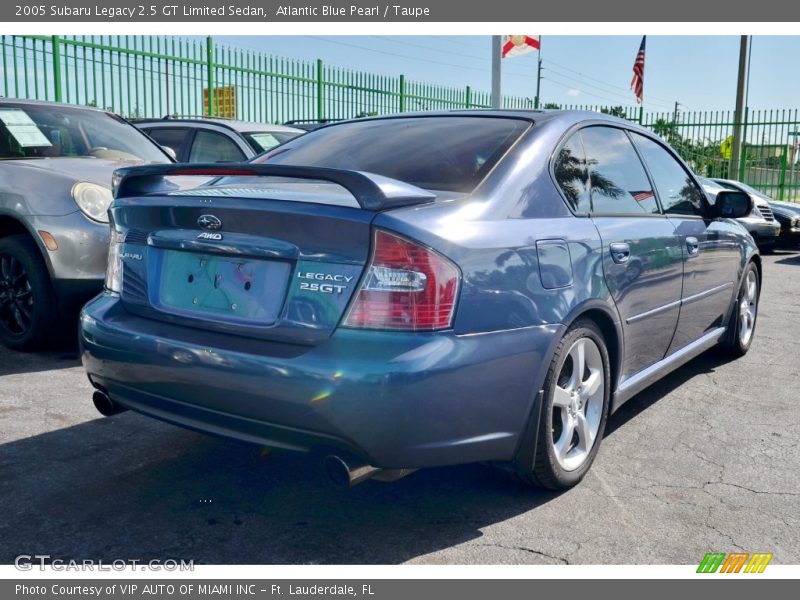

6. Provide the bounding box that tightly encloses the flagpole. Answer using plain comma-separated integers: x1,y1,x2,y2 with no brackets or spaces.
491,35,502,109
535,36,542,109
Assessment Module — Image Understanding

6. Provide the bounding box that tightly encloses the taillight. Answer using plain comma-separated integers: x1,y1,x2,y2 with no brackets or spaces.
343,230,460,331
105,227,124,293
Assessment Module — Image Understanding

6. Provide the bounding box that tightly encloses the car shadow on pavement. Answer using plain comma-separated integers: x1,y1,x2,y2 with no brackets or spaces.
0,344,80,377
605,348,734,437
0,410,565,565
774,252,800,266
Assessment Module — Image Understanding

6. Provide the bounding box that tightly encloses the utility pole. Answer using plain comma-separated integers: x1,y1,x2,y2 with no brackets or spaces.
534,36,542,109
491,35,502,109
730,35,751,181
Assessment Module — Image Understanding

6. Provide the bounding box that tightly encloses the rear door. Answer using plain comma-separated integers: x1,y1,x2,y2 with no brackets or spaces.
630,132,741,353
574,126,684,379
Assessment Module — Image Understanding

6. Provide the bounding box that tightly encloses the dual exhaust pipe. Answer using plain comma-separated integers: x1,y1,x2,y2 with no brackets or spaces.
91,391,410,488
324,454,416,488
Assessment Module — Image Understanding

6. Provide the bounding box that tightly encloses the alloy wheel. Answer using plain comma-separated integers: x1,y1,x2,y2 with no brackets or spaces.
0,254,33,337
738,269,758,347
551,337,604,472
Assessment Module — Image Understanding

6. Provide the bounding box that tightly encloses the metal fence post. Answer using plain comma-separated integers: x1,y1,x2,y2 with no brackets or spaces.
738,106,749,183
779,145,788,200
51,35,62,102
316,58,324,121
205,36,214,116
399,74,406,112
465,85,472,108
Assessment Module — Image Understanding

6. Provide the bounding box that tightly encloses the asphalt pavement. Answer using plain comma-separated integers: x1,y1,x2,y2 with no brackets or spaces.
1,251,799,565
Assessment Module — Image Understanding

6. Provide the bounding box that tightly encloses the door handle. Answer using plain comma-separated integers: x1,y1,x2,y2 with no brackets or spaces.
609,242,631,264
686,236,700,257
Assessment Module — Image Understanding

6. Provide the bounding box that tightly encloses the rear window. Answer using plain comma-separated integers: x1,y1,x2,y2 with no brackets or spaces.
255,116,530,193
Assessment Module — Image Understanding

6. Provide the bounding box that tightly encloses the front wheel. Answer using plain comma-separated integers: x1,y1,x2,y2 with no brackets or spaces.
0,235,60,351
720,262,759,357
516,319,611,490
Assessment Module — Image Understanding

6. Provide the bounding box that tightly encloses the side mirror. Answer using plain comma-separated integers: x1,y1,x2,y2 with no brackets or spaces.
714,190,752,219
162,145,178,161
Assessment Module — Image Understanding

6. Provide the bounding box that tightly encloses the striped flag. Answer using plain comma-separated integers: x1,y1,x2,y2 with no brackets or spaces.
502,35,540,58
631,36,646,104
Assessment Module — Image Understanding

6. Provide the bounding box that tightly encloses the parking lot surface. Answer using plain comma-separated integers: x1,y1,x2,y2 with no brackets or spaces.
1,252,799,565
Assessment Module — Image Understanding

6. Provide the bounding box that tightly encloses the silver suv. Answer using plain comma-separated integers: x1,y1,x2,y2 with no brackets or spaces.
0,99,171,350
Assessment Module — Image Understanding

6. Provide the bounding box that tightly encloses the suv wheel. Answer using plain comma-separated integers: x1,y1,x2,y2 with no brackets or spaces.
517,319,611,490
0,235,60,351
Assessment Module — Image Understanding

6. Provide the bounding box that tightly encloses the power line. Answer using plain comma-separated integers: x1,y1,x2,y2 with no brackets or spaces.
306,36,508,78
370,35,538,77
543,75,643,107
543,65,674,109
545,57,676,105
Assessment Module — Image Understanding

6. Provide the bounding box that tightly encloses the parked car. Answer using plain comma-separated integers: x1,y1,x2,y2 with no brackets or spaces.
0,99,173,350
283,118,345,132
709,178,781,252
81,111,759,490
134,117,303,162
768,200,800,247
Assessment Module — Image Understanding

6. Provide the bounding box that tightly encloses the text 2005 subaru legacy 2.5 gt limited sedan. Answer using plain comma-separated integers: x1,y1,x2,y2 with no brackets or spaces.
80,111,760,489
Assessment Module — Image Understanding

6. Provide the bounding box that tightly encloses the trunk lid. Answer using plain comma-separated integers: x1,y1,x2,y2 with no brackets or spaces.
109,165,436,346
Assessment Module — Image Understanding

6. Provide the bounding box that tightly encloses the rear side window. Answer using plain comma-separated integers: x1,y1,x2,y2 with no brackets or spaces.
143,127,190,158
189,130,246,162
579,126,659,215
631,133,707,217
256,116,530,193
553,135,591,213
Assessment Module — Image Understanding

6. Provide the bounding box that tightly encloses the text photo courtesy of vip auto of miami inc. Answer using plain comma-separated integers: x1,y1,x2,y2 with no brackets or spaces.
0,17,798,585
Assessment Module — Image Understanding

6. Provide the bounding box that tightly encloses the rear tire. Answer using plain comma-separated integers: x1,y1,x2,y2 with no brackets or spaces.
0,235,60,351
720,261,759,357
516,319,611,490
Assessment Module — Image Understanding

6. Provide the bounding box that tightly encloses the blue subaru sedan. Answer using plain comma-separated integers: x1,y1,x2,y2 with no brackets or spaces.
80,111,760,489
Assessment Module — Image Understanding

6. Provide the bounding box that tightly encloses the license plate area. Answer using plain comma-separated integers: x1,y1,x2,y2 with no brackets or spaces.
156,250,291,324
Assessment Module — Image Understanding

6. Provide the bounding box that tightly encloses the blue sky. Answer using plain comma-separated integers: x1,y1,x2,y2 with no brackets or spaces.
215,35,799,114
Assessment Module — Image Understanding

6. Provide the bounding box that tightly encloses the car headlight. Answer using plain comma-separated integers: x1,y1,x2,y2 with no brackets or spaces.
71,182,114,223
105,227,123,293
792,216,800,228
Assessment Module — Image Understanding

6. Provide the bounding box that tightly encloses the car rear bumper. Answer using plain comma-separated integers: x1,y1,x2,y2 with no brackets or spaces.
80,293,561,468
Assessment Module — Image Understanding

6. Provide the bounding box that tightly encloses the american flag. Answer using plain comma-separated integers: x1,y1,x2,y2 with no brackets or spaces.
631,36,646,105
632,190,655,202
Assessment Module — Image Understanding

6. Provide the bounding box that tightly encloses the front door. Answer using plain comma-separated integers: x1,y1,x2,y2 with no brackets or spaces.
630,132,741,353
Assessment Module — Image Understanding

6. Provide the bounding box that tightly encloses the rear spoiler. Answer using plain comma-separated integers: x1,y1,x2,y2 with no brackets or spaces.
111,163,437,211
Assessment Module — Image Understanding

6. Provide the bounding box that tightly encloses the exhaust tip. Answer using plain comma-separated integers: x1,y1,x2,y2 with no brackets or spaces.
324,455,354,488
324,455,381,488
92,390,126,417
